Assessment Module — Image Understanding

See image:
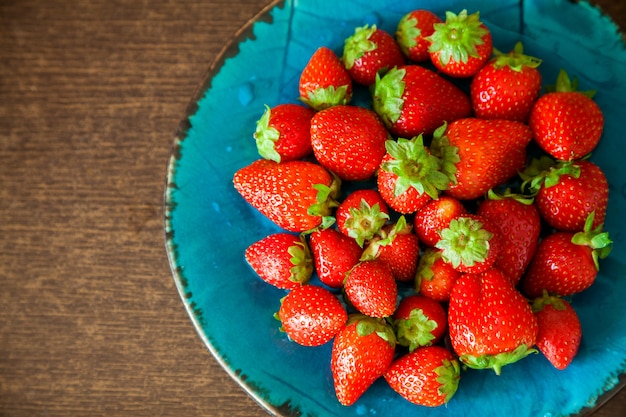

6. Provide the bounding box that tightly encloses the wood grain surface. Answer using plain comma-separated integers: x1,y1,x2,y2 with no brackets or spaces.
1,1,624,416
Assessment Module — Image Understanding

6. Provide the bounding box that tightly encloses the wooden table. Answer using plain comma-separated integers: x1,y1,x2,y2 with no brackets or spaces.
1,1,625,416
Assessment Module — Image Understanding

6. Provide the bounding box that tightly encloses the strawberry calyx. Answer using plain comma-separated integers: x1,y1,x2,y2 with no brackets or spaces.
348,314,397,347
436,358,462,403
343,198,390,247
254,104,282,162
342,24,378,70
396,14,422,55
394,307,439,351
286,234,314,285
372,67,406,128
486,188,534,206
460,343,537,375
520,156,581,195
426,9,489,66
306,174,342,233
491,41,541,72
435,216,493,270
381,135,453,199
300,84,351,111
547,69,596,98
571,211,613,270
361,215,410,259
531,290,567,313
429,122,460,187
415,248,441,286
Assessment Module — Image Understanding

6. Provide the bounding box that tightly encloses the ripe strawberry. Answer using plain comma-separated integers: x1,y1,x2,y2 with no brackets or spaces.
529,69,604,161
253,103,315,163
522,212,613,298
432,118,533,200
245,233,313,290
470,41,542,122
331,315,396,406
384,346,460,407
448,268,538,374
299,46,353,110
344,260,398,318
426,9,493,78
233,159,340,232
476,190,541,285
435,213,501,274
415,248,461,302
309,227,363,289
372,65,472,137
414,195,467,247
310,105,389,181
342,24,405,86
277,285,348,347
392,294,447,351
335,189,390,247
521,157,608,232
361,216,420,282
376,135,453,214
532,292,582,370
395,9,443,62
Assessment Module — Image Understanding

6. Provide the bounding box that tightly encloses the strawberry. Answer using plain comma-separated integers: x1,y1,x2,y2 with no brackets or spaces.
253,103,315,163
309,227,363,289
432,118,533,200
376,135,453,214
372,65,472,137
392,294,447,351
335,189,390,247
344,259,398,318
395,9,443,62
448,268,538,374
414,195,467,247
426,9,493,78
277,284,348,347
522,212,613,298
415,248,461,302
299,46,353,110
331,314,396,406
245,233,313,290
529,69,604,161
233,159,340,232
310,105,389,181
476,190,541,285
361,216,420,282
532,292,582,370
384,346,460,407
470,41,542,122
521,157,609,232
342,24,405,86
435,213,502,274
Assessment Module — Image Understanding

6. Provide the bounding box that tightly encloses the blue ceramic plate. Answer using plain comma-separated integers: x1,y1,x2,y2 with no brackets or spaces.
164,1,626,416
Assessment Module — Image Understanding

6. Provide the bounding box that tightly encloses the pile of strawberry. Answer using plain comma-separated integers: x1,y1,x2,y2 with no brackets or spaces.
232,9,613,408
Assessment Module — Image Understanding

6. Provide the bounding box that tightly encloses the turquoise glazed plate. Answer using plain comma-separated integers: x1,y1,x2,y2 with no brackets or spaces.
164,0,626,416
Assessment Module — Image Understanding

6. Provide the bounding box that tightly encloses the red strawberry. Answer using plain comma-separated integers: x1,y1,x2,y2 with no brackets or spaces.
344,260,398,318
414,195,467,247
277,284,348,347
522,212,613,298
532,292,582,370
470,41,542,122
529,69,604,161
331,315,396,406
415,248,462,302
299,46,353,110
395,9,443,62
372,65,472,137
435,213,501,274
476,190,541,285
426,9,493,78
253,103,315,163
376,135,453,214
384,346,460,407
335,189,390,247
361,216,420,282
392,294,447,351
342,24,405,86
310,105,389,181
448,268,538,374
521,157,608,232
245,233,313,290
432,118,532,200
309,227,363,289
233,159,340,232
